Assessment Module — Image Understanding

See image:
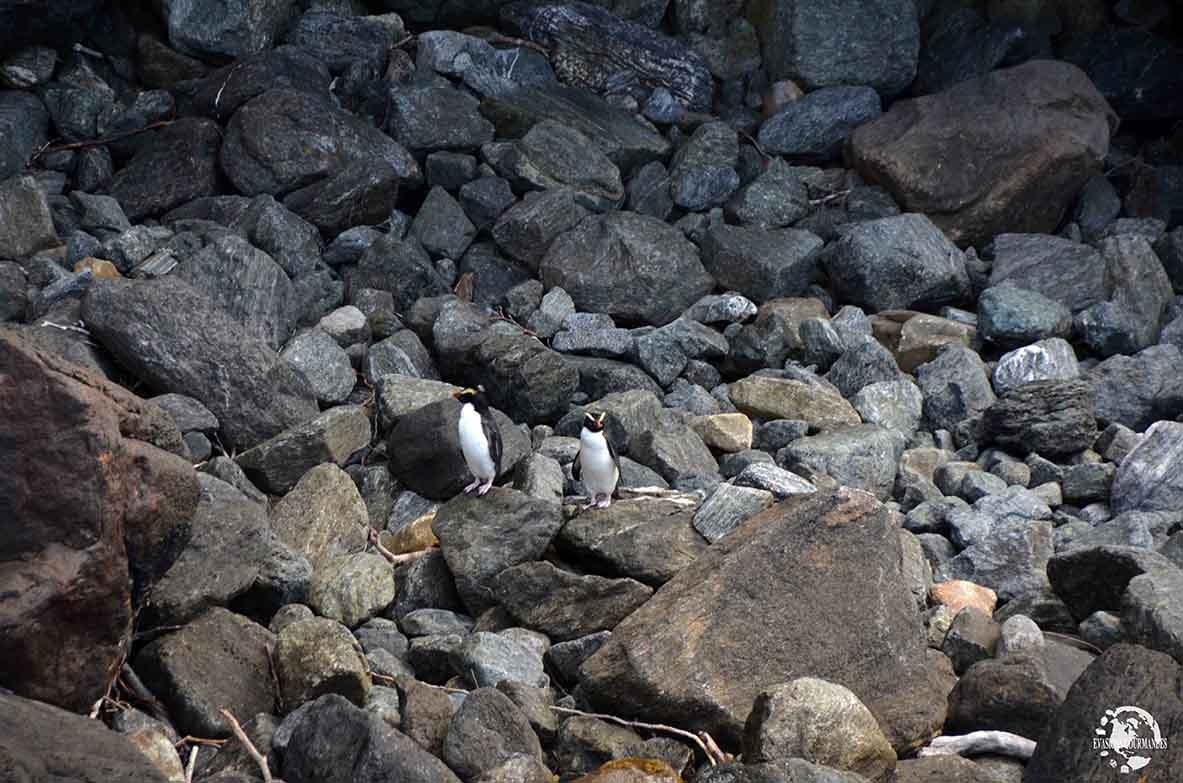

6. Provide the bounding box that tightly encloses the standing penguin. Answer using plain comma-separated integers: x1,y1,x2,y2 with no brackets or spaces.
453,385,502,496
573,411,620,509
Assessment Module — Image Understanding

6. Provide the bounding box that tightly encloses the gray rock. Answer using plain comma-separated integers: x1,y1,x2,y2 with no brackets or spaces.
700,223,823,304
668,121,739,212
988,233,1108,314
556,495,708,586
433,489,564,615
455,331,580,424
724,158,810,228
0,91,49,181
443,688,544,783
631,425,719,484
1122,567,1183,664
163,0,296,61
284,9,394,75
625,160,674,220
150,393,220,433
820,214,970,312
282,329,355,404
851,380,923,437
540,211,714,326
501,120,623,211
1048,545,1176,622
1088,344,1183,431
526,287,576,340
401,609,473,638
733,461,817,499
547,632,612,685
991,338,1080,396
82,277,318,452
459,176,516,232
135,607,275,737
492,188,590,271
941,607,1000,674
750,0,918,95
825,339,899,398
552,326,635,359
978,285,1073,347
757,86,881,162
490,562,653,641
234,405,370,495
693,483,775,542
686,292,758,325
916,346,995,439
355,617,409,659
513,453,565,504
780,424,904,500
1110,422,1183,515
365,330,439,384
348,234,450,316
0,174,57,259
936,517,1053,603
456,632,548,690
275,617,371,709
412,186,477,260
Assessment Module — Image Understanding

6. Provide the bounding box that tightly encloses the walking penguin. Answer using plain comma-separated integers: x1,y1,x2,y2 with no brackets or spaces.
454,385,501,496
574,411,620,509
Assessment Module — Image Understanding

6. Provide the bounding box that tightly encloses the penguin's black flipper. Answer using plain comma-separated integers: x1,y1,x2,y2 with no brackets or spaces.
605,435,619,468
572,450,582,482
483,413,503,477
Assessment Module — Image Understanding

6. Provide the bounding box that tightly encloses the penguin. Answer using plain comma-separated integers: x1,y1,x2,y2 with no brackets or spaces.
453,385,502,496
573,411,620,509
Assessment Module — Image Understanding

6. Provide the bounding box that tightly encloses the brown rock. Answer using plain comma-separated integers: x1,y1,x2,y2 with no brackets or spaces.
386,511,439,554
74,257,122,278
574,759,683,783
847,60,1115,248
579,488,950,751
929,580,998,616
729,375,861,430
690,413,753,453
0,333,195,712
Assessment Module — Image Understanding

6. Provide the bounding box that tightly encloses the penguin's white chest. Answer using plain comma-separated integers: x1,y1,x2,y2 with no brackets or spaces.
458,403,496,480
579,429,619,495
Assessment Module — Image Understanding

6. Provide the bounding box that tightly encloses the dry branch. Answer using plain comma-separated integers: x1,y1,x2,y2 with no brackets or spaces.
369,528,439,565
184,746,199,783
219,709,272,783
36,120,175,156
549,705,729,766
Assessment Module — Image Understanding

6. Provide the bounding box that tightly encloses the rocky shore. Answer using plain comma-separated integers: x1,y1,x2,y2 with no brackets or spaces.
2,1,1183,782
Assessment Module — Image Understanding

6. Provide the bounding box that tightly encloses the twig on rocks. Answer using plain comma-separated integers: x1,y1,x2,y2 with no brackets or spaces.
175,736,227,748
36,121,175,155
548,705,729,766
39,320,91,336
219,709,273,783
491,306,542,341
370,672,469,695
483,32,550,57
184,746,199,783
393,34,415,49
213,63,244,119
368,528,438,565
738,129,769,160
808,188,852,207
120,664,172,724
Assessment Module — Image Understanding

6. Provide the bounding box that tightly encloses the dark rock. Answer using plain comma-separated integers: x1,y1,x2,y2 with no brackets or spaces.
0,90,49,181
390,548,464,621
0,690,175,783
444,688,544,782
234,406,369,495
748,0,918,95
1088,345,1183,432
757,86,880,163
283,159,402,236
916,346,994,439
492,188,589,271
348,233,451,315
460,176,517,231
668,121,739,212
0,174,58,258
1122,566,1183,664
912,7,1038,97
724,158,810,228
579,489,950,750
626,160,674,221
220,88,419,197
847,61,1115,247
144,473,311,626
275,618,371,710
940,607,999,674
178,46,330,121
1060,29,1183,122
413,186,477,260
501,120,624,211
282,693,462,783
109,117,222,222
480,84,670,173
491,562,652,641
0,334,193,710
825,339,899,399
135,607,276,737
700,223,823,304
945,654,1062,739
162,0,297,61
935,517,1053,603
1048,546,1177,623
547,631,612,684
502,2,712,111
284,10,394,76
978,284,1072,346
984,379,1097,458
819,213,970,312
432,489,563,614
1023,645,1183,781
400,678,457,756
632,425,719,485
389,84,496,153
540,211,715,326
988,233,1108,315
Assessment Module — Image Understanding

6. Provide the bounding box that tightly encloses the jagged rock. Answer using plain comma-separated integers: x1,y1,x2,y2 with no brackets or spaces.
729,375,861,431
700,223,823,304
936,517,1053,603
1111,422,1183,515
991,338,1079,396
444,688,544,783
1088,345,1183,431
757,86,881,163
978,284,1073,346
693,483,775,542
780,424,904,500
275,617,371,709
83,277,318,452
269,463,368,574
916,346,994,439
580,489,951,750
850,60,1114,247
987,233,1108,315
668,121,738,211
109,118,223,221
724,158,810,228
433,489,564,615
502,120,624,211
234,405,370,495
984,380,1097,458
1122,567,1183,664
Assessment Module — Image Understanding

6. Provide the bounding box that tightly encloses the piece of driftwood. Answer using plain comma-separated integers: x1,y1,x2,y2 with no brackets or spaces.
917,730,1037,760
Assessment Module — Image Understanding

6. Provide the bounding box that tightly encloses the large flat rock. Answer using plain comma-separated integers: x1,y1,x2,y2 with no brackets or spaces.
579,488,950,751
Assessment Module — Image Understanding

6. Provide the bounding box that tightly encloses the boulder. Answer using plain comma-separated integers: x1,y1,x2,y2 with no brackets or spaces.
269,464,369,574
0,174,57,258
109,117,223,221
443,688,544,782
819,214,970,312
0,334,194,711
729,375,861,431
275,618,371,710
847,61,1115,247
758,86,881,163
1111,422,1183,515
779,424,904,501
0,691,173,783
700,223,823,304
82,277,318,452
580,488,951,751
1087,345,1183,432
491,562,653,641
235,405,371,495
1023,644,1182,781
983,380,1097,458
1048,546,1177,622
432,489,564,614
540,212,715,326
162,0,297,61
502,120,624,211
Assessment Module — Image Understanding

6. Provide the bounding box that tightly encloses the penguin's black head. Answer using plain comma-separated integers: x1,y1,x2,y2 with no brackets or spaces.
584,411,607,432
453,385,489,410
